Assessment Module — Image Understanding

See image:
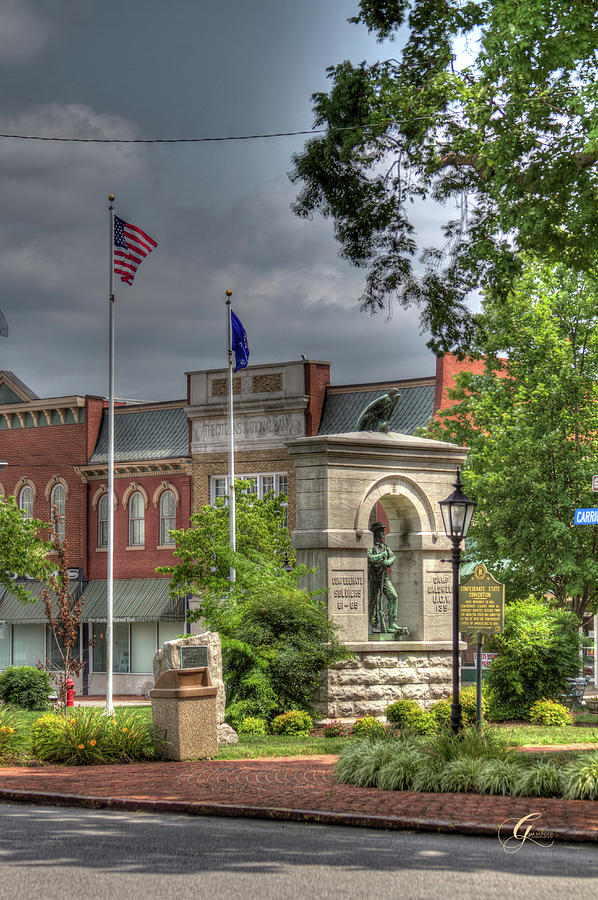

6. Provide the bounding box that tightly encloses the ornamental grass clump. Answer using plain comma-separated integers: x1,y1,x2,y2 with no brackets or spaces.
477,758,524,796
336,736,399,787
376,747,424,791
437,757,485,794
515,760,563,798
562,752,598,800
0,703,20,761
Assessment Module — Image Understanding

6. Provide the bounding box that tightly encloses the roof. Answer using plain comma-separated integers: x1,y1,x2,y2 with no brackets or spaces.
80,579,185,622
0,371,39,403
90,405,189,463
0,581,82,624
318,382,436,436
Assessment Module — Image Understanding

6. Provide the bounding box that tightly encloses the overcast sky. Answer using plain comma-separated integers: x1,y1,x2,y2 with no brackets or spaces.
0,0,446,402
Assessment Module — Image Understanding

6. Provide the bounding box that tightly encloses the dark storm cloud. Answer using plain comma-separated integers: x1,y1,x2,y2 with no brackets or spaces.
0,1,439,402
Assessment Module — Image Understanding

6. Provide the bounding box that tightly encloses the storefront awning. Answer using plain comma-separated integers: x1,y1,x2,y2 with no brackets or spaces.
0,581,83,624
80,579,184,623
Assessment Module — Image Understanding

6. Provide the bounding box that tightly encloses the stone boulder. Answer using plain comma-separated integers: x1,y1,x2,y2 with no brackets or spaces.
153,630,226,725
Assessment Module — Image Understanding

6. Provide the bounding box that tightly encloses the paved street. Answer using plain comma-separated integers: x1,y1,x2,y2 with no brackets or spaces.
0,802,596,900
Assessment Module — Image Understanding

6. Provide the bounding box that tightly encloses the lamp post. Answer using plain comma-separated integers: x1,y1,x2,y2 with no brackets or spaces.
440,469,476,735
282,552,293,573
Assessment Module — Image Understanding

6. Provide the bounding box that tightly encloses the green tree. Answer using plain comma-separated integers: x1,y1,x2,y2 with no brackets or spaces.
425,259,598,620
160,481,350,721
0,496,52,602
291,1,598,351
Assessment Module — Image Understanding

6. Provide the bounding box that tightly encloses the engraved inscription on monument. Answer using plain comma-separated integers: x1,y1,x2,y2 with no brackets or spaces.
426,571,452,614
329,569,365,614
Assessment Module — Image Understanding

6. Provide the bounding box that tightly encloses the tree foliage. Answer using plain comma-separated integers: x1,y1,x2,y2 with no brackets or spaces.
425,259,598,619
161,481,351,721
0,496,52,602
291,0,598,350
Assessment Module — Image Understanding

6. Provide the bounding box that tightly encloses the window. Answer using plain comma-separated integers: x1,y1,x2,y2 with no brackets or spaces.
159,490,176,545
128,491,145,546
92,622,129,673
210,473,288,506
19,485,34,520
98,493,108,548
131,622,156,673
46,625,80,670
51,483,66,543
0,623,10,669
12,624,44,667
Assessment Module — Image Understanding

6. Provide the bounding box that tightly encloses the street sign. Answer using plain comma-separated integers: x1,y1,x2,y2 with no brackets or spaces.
459,564,504,635
593,475,598,492
574,508,598,525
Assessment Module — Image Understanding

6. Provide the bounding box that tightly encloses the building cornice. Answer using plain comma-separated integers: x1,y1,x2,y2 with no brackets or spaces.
75,457,191,482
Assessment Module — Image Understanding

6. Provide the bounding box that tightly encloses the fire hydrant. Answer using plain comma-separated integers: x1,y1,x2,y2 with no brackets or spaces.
65,677,76,707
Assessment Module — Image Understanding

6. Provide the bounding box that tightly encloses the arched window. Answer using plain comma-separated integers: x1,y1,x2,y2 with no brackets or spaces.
159,490,176,545
51,483,66,543
128,491,145,547
19,485,34,520
98,493,108,548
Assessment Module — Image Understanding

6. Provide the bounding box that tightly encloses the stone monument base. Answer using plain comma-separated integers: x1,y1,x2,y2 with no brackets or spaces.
314,642,457,720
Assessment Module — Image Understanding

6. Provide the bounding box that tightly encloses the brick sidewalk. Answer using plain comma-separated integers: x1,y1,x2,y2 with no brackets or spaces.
1,756,597,843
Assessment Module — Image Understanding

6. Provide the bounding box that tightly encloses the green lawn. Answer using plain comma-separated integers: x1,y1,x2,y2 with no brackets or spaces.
4,707,598,763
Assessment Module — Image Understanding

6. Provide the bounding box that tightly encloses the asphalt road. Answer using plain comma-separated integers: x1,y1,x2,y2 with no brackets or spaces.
0,802,596,900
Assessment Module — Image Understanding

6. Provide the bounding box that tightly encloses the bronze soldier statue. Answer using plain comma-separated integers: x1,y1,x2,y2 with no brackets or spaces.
367,521,399,633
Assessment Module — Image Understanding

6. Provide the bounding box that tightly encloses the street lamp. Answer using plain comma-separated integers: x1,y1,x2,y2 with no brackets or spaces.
282,552,293,573
440,469,476,735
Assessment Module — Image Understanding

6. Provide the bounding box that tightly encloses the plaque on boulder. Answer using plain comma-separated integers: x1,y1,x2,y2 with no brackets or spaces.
180,645,209,669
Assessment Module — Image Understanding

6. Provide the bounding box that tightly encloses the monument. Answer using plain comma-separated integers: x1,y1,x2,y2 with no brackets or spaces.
286,397,468,721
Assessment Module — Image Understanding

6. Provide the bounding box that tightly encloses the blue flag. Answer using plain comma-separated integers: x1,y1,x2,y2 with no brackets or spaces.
231,310,250,372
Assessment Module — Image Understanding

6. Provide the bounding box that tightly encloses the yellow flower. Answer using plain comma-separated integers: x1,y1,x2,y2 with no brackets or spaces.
89,740,96,747
78,744,85,749
8,728,14,734
122,727,127,733
0,726,6,733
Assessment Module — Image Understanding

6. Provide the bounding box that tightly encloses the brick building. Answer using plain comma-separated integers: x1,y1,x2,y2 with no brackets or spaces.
0,355,473,696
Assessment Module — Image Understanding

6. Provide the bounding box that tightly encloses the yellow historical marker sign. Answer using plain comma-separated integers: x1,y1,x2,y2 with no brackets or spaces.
459,563,504,635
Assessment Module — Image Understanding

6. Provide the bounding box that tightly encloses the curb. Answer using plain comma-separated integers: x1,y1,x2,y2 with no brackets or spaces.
0,788,596,843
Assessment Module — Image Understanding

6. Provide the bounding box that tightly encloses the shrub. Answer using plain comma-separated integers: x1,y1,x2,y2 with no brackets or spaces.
238,716,269,735
429,699,451,726
271,710,313,736
323,720,347,738
562,752,598,800
352,716,386,739
484,599,582,720
0,703,20,760
460,686,488,724
385,699,422,729
405,710,438,736
528,698,574,726
0,666,52,710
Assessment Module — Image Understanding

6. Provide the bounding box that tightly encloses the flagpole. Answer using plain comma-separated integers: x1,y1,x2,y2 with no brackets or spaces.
226,290,236,582
106,194,116,715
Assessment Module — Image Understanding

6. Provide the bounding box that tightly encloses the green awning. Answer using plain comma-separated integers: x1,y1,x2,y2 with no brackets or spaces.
0,581,82,624
80,579,184,623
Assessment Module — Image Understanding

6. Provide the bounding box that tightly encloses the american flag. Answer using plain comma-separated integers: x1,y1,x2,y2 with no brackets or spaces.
113,215,157,285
